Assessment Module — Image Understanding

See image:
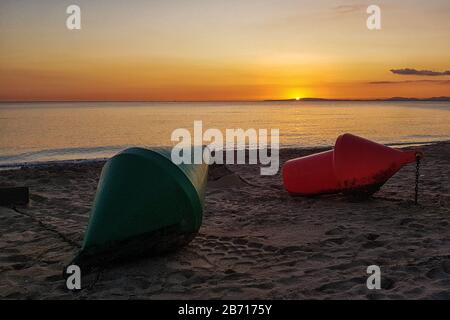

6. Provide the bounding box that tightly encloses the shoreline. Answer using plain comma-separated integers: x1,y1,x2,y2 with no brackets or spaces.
1,140,449,170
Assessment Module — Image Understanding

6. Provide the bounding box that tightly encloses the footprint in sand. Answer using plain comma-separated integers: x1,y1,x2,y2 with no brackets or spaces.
324,225,347,236
381,277,396,290
426,261,450,280
324,237,348,246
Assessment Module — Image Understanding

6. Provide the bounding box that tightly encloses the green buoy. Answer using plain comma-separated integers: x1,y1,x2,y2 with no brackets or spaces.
71,147,208,271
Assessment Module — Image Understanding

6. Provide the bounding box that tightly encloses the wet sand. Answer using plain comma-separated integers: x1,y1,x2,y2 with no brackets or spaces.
1,143,450,299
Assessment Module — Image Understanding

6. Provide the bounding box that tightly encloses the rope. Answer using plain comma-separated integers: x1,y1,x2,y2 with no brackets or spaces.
414,156,421,205
12,206,81,248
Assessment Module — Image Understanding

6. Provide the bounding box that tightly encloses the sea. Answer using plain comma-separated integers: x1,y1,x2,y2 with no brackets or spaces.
1,101,449,167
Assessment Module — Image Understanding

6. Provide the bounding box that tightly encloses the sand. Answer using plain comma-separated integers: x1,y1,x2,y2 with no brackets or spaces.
1,143,450,300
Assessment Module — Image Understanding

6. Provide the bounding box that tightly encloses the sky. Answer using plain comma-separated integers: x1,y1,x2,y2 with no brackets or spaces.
0,0,449,101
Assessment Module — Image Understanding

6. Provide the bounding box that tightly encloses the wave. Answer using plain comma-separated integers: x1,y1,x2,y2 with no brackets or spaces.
0,145,133,167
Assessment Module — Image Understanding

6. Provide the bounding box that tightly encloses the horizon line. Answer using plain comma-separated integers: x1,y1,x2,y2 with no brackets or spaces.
1,96,450,103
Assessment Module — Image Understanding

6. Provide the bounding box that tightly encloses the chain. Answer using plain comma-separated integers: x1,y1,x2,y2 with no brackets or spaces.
414,155,421,205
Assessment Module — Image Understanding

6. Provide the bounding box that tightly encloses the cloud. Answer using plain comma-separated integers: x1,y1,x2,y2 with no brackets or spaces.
390,68,450,76
369,79,450,85
333,4,366,14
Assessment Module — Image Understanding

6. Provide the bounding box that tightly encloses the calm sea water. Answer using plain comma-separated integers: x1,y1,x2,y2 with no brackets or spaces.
1,101,449,166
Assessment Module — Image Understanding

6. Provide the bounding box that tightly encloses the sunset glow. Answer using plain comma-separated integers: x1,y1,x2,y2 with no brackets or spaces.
1,0,449,101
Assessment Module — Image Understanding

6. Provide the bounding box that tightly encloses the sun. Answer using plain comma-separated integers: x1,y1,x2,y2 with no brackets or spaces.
285,88,311,100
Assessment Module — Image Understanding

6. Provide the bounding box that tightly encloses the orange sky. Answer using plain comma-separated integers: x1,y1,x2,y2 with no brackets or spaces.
1,0,449,101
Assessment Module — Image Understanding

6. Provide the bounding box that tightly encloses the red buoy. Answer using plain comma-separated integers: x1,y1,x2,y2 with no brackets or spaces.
282,133,422,196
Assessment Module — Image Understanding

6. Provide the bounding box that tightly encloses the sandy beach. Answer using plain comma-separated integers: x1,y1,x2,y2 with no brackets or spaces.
1,143,449,300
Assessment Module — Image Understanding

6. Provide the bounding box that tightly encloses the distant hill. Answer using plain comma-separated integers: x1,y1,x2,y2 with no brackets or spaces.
384,96,450,102
386,97,450,101
265,97,450,102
